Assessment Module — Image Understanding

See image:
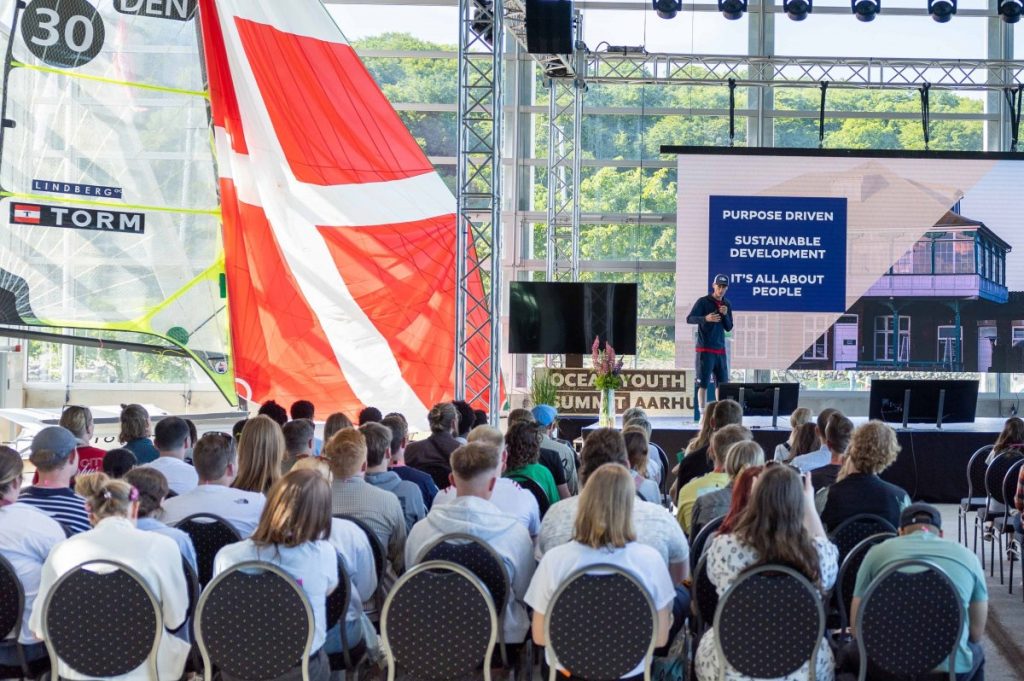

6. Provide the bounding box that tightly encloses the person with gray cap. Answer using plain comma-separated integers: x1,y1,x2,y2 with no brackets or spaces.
686,273,734,413
846,502,987,681
18,426,91,535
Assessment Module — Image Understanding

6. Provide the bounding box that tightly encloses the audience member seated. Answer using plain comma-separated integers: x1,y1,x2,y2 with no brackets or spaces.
233,414,284,495
184,420,197,462
119,403,159,465
677,425,752,535
282,418,315,473
214,469,337,681
622,429,661,503
696,465,838,681
538,428,689,585
717,465,765,535
0,447,65,669
102,448,137,479
623,407,663,486
473,409,489,428
810,413,853,492
162,432,266,538
382,414,438,510
123,467,198,572
324,412,353,442
435,426,540,537
1016,460,1024,538
509,409,571,501
357,406,382,425
790,407,839,473
291,458,379,658
323,428,406,586
144,416,198,496
58,405,105,476
675,399,743,494
526,464,675,679
820,421,909,533
19,427,91,535
787,423,821,464
452,400,476,445
505,420,564,505
290,399,322,455
404,402,461,489
533,405,579,495
773,407,813,462
232,418,248,443
31,472,190,681
690,441,765,539
405,442,535,649
257,399,289,427
361,422,425,531
986,415,1024,464
843,503,986,681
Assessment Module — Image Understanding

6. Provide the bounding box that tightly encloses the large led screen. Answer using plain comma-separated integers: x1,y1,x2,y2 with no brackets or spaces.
671,148,1024,373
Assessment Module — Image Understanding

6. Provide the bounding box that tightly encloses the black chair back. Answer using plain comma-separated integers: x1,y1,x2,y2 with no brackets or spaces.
1001,459,1024,518
420,533,510,613
195,560,314,681
985,451,1024,507
545,564,657,681
382,560,497,681
41,559,161,679
855,559,963,681
829,513,897,565
334,514,387,615
0,553,22,644
835,532,896,631
324,552,366,671
965,445,993,501
507,474,551,518
689,514,725,572
714,564,825,679
692,553,719,634
175,513,242,587
651,442,671,495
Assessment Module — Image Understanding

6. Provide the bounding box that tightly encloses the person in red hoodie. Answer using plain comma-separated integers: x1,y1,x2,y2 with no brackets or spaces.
32,405,105,484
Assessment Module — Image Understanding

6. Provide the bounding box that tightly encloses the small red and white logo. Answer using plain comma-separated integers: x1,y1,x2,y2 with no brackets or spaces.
12,204,41,224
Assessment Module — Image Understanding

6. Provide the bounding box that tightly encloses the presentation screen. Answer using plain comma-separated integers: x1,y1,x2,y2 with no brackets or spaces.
670,148,1024,374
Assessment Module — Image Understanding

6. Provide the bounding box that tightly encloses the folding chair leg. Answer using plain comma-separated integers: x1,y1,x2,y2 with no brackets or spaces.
958,510,964,545
975,518,982,568
998,533,1005,585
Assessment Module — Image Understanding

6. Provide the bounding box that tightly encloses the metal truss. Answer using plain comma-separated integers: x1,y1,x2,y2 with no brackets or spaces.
586,53,1024,91
455,0,504,418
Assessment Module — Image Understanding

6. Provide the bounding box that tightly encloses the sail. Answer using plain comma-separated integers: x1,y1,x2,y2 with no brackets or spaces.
0,0,235,400
198,0,496,422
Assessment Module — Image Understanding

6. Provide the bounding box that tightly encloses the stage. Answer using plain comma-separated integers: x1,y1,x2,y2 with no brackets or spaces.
563,415,1003,503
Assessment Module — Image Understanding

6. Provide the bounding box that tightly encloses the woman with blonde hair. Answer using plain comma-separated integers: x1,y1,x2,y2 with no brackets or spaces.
232,414,285,495
696,464,838,681
119,403,159,465
773,407,813,462
59,405,105,474
29,472,190,681
214,469,339,681
820,420,909,532
526,464,675,679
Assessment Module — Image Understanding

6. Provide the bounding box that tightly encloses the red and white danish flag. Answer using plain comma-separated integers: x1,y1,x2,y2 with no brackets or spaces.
12,204,41,224
197,0,498,424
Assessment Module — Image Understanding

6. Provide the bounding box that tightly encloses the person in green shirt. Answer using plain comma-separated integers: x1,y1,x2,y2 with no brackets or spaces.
504,420,559,505
676,424,752,534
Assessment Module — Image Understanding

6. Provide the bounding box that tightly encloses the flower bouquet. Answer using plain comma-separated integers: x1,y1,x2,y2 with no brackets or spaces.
592,336,624,427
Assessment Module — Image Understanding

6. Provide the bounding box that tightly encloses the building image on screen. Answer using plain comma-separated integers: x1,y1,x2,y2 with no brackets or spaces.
673,150,1024,374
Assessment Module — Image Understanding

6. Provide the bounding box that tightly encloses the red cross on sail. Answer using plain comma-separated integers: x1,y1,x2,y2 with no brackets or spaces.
198,0,497,424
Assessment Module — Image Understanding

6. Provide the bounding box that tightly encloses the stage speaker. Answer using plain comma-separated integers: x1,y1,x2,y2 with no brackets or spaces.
526,0,574,54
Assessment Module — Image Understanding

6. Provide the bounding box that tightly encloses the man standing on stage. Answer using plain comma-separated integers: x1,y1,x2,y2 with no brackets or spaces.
687,274,734,414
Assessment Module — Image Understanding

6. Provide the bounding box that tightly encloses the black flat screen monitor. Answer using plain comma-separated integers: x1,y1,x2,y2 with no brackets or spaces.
508,282,638,354
868,379,979,424
716,383,800,417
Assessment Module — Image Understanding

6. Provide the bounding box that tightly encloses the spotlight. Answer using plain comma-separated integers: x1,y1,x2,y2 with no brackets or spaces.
653,0,682,19
783,0,812,20
851,0,880,21
718,0,747,20
470,0,495,43
928,0,956,22
999,0,1023,23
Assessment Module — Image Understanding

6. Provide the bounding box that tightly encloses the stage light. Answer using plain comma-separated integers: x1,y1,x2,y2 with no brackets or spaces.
851,0,880,21
784,0,812,20
653,0,682,19
470,0,495,44
999,0,1023,23
928,0,956,22
718,0,747,20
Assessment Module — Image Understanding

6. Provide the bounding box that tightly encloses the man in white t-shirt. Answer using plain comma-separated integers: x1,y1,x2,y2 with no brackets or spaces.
145,416,198,496
162,432,265,537
405,442,535,646
433,425,541,537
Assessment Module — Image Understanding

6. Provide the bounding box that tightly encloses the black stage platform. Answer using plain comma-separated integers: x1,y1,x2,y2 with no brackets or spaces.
563,415,1001,503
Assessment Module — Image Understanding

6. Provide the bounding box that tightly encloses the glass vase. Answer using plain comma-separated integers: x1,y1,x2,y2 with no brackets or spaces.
598,387,616,428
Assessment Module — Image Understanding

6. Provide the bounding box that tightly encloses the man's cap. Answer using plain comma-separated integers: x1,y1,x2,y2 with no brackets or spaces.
532,404,558,426
900,502,942,529
713,274,729,287
29,426,79,468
